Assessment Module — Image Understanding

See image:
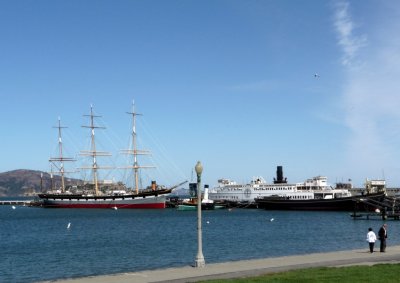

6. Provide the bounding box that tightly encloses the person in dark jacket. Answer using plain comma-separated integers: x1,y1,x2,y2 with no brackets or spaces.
378,224,388,252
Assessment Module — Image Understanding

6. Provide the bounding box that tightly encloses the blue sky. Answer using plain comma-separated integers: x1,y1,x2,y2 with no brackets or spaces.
1,1,400,189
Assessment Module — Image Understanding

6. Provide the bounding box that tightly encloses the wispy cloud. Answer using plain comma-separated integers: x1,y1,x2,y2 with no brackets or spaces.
333,1,400,184
333,2,367,66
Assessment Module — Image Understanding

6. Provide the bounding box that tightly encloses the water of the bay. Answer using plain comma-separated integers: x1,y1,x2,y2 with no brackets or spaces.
1,204,400,283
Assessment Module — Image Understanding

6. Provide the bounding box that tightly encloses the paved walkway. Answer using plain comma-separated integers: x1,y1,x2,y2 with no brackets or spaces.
43,246,400,283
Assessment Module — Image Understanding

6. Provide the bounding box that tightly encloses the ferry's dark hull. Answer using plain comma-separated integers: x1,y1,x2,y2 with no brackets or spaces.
37,189,172,209
255,193,386,211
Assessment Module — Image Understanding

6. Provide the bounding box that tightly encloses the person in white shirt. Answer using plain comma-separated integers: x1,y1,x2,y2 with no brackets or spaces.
367,227,377,253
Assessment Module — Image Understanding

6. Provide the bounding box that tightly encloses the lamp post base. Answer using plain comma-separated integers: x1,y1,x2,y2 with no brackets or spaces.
195,256,205,268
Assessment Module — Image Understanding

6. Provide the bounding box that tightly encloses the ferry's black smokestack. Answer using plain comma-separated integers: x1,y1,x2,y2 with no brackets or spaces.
274,166,287,184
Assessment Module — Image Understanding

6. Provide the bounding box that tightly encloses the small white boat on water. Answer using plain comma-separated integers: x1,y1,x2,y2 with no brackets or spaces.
177,185,218,211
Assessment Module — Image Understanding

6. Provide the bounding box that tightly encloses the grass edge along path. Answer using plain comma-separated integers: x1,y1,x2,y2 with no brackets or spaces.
200,263,400,283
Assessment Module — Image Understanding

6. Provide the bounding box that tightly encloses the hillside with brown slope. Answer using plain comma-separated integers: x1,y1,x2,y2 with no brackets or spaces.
0,169,79,197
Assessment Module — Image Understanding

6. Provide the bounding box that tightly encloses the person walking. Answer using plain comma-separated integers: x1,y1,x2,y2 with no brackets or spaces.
378,224,388,252
366,227,377,253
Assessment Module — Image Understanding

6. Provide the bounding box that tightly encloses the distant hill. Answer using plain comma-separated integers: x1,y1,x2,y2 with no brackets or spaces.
0,169,80,197
0,169,192,197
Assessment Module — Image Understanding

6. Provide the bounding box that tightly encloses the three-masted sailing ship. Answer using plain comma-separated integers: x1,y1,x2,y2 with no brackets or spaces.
37,104,183,208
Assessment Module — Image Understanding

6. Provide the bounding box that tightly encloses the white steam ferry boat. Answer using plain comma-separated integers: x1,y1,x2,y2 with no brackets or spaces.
208,166,352,205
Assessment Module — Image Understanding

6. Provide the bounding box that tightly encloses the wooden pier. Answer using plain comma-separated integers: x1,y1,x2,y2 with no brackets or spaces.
351,196,400,220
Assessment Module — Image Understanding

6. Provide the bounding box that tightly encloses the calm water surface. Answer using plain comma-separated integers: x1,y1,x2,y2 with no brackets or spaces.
1,204,399,282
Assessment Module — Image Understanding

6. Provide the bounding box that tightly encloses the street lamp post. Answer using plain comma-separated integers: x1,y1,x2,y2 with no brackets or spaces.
194,161,205,268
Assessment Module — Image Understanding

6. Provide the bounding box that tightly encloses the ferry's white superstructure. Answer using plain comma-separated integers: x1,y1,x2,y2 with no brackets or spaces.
208,176,297,203
208,167,352,204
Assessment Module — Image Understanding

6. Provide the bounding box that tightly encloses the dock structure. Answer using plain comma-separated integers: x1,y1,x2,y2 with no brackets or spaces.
351,196,400,220
351,187,400,197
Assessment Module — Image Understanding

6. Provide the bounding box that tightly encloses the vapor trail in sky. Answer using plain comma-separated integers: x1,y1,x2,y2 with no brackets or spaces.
333,1,400,182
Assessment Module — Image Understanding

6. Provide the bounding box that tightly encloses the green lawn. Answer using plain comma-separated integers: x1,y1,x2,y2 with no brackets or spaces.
200,264,400,283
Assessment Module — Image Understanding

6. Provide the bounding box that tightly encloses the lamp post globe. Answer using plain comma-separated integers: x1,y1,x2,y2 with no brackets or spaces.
194,161,205,268
195,161,203,180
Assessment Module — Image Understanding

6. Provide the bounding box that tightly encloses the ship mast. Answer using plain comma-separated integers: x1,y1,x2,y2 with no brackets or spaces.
49,118,75,193
79,105,112,196
121,101,154,194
